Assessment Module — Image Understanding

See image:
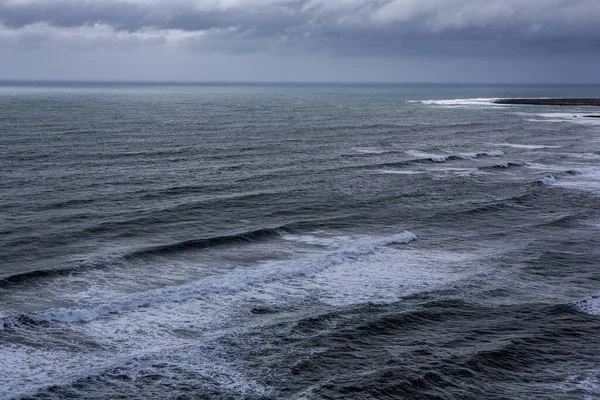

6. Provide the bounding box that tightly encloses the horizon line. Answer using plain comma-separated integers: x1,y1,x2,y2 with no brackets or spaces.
1,79,600,86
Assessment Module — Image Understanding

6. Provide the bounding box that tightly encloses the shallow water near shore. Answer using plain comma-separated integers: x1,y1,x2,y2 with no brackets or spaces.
1,82,600,399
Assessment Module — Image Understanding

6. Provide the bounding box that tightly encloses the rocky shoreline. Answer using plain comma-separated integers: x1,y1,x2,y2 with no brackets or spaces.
494,98,600,106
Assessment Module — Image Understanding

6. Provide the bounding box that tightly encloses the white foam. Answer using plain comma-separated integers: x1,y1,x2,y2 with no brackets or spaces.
352,147,387,154
281,233,354,247
433,167,475,172
377,167,482,178
376,169,427,175
569,166,600,176
406,150,449,162
539,175,557,185
0,333,270,400
525,161,600,175
573,295,600,315
526,112,600,127
558,370,600,399
415,98,499,107
431,167,482,178
569,152,600,160
552,166,600,194
297,247,478,307
484,150,506,157
405,149,505,163
525,163,561,171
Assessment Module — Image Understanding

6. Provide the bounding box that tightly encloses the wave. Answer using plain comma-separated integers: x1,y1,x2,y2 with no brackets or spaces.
410,150,505,162
492,143,562,150
101,148,192,160
535,164,600,184
478,161,523,170
538,175,557,185
351,147,393,155
540,166,600,194
74,189,306,237
0,232,417,329
355,150,507,176
566,166,600,176
527,112,600,126
0,266,80,286
0,255,125,288
139,184,216,199
0,226,298,287
369,150,505,168
432,191,540,218
126,227,288,258
481,150,506,157
557,370,600,399
405,150,451,162
573,296,600,316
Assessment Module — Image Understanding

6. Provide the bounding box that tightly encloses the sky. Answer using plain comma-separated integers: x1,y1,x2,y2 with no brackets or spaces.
1,0,599,83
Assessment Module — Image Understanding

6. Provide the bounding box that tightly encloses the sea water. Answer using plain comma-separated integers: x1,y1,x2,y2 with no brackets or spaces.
1,82,600,399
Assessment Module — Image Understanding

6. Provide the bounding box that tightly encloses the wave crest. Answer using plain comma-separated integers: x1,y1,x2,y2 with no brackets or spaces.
573,296,600,316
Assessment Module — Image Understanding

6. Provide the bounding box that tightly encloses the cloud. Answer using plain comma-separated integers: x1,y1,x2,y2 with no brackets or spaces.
1,0,599,57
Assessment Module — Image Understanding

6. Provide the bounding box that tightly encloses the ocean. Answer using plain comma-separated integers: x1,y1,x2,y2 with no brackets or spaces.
1,82,599,399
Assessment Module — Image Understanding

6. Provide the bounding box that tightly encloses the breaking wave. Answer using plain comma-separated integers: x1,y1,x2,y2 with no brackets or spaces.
0,226,303,287
410,98,499,107
573,296,600,316
0,232,417,329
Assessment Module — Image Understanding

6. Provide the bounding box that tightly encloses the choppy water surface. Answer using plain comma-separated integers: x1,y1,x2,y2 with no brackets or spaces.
1,83,600,399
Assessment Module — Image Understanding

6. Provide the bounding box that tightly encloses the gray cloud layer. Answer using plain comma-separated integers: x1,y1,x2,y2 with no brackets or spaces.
1,0,599,82
1,0,600,57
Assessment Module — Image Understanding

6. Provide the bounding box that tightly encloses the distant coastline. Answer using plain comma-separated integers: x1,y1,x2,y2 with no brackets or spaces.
495,98,600,106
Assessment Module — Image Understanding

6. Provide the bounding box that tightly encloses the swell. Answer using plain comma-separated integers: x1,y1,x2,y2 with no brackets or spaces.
72,191,303,236
461,305,599,375
125,226,289,258
290,299,471,339
0,225,298,288
431,190,540,218
0,254,125,288
302,123,408,132
431,189,588,234
34,182,235,211
284,302,598,400
0,266,83,286
5,148,193,164
100,147,192,160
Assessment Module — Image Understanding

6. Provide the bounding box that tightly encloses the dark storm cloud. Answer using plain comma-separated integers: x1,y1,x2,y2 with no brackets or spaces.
1,0,600,57
0,1,148,30
0,1,306,33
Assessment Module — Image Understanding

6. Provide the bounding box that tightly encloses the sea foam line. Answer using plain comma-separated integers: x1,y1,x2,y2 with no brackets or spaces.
0,232,417,329
409,98,500,106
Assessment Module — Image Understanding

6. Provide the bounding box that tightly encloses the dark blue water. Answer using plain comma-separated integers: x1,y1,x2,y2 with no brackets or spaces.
1,82,600,399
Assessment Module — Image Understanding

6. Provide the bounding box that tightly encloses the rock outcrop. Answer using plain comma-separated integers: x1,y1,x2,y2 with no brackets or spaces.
494,98,600,106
